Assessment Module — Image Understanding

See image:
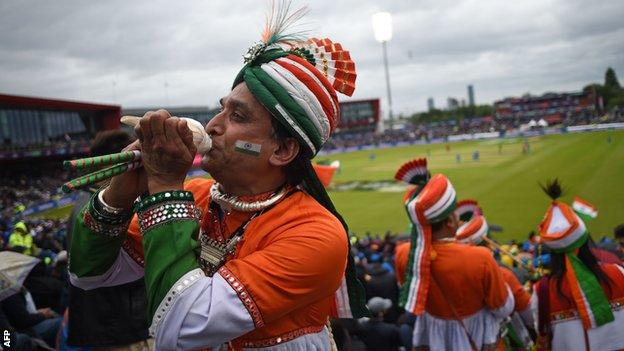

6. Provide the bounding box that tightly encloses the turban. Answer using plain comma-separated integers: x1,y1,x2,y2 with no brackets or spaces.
454,199,483,223
539,180,613,329
455,215,489,245
400,174,457,315
233,29,355,157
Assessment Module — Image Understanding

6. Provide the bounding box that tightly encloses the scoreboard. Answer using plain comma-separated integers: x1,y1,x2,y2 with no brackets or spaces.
337,98,380,131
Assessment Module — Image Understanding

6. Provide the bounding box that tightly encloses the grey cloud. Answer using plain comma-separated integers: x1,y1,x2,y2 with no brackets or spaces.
1,0,622,114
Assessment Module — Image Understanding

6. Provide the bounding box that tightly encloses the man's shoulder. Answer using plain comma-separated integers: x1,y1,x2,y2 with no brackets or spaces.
282,190,342,223
439,243,496,269
259,189,346,239
447,242,492,258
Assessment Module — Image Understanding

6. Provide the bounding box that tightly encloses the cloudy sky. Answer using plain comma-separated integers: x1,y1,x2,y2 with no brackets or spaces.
1,0,623,117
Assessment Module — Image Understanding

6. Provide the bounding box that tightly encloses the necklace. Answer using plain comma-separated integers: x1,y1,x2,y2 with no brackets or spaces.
199,210,261,276
199,185,294,276
209,182,288,212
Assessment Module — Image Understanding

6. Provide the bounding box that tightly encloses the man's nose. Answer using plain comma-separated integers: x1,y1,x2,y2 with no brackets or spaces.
206,112,225,137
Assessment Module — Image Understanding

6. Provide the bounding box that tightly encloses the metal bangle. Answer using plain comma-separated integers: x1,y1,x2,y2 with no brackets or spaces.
97,187,127,215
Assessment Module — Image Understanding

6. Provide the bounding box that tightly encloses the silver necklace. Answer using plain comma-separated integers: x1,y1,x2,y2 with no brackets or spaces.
209,182,288,212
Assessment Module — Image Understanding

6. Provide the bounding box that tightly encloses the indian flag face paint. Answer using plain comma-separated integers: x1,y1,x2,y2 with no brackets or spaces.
234,140,262,156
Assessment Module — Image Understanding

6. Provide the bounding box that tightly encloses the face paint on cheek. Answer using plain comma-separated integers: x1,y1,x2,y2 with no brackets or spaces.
234,140,262,156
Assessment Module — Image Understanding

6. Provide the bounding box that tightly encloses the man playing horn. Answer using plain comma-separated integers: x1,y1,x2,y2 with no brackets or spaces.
68,3,367,350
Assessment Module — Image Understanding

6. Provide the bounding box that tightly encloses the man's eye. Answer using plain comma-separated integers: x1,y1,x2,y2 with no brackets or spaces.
232,112,246,121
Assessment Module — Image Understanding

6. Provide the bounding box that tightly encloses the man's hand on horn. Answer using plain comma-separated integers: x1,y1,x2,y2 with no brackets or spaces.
136,109,197,194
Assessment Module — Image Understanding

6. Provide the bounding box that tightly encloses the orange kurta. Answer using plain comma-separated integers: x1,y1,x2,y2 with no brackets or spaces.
126,178,348,347
426,242,509,318
536,263,624,323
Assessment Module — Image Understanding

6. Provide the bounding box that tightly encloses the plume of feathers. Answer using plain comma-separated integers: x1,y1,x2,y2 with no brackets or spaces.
394,158,429,185
455,199,483,222
540,178,564,200
261,0,310,47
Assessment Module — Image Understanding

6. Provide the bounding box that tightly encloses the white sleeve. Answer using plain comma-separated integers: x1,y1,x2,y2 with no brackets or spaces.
69,249,144,290
519,304,536,330
491,285,515,319
153,269,255,351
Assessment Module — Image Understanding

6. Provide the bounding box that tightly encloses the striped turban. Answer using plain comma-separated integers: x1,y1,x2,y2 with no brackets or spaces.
232,38,355,157
454,199,483,223
539,198,614,329
455,215,489,245
400,174,457,315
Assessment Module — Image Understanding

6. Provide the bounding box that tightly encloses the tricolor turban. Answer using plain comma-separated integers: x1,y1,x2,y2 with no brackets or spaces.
455,215,489,245
233,38,355,157
454,199,483,223
538,180,613,329
230,3,366,319
400,174,457,315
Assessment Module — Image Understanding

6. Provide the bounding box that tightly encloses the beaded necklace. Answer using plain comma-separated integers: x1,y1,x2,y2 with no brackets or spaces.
209,182,289,212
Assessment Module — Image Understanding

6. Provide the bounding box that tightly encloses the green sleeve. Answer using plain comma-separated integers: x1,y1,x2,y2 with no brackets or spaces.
137,192,201,320
69,204,127,277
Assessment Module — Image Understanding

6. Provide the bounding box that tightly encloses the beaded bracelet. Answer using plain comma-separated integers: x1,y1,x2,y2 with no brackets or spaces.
83,189,133,237
90,189,133,225
136,190,200,233
83,210,131,237
134,190,195,213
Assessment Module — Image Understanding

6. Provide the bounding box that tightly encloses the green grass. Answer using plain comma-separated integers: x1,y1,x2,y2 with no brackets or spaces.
323,130,624,241
30,205,73,220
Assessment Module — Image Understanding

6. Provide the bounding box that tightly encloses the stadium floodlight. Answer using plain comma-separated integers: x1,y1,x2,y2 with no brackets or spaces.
372,12,393,43
372,12,394,128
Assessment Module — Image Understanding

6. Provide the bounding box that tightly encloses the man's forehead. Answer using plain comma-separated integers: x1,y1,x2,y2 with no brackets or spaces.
221,94,252,112
221,84,271,121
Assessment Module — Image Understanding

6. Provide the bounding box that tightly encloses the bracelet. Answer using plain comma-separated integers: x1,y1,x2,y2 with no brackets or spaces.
83,188,133,237
97,187,127,215
137,201,201,233
83,210,130,237
134,190,195,213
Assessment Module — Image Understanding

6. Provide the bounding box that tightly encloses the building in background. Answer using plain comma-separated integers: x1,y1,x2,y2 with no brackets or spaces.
447,97,459,110
0,94,120,161
468,85,475,106
427,97,435,111
494,91,595,126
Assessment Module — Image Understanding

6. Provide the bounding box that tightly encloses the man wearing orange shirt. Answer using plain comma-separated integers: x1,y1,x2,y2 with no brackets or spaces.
456,214,535,349
68,4,367,350
401,174,514,350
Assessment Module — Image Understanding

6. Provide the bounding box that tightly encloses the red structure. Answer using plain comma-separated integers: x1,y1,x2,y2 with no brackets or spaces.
337,98,380,132
0,94,121,160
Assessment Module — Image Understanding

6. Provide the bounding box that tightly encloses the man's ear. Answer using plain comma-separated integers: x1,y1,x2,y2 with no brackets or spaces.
446,213,459,231
268,137,300,167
